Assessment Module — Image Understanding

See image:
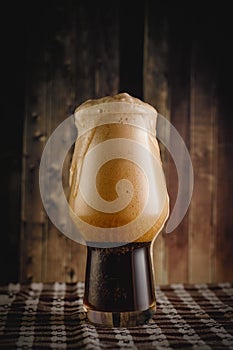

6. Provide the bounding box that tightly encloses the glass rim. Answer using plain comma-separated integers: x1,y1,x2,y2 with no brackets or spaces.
74,101,158,118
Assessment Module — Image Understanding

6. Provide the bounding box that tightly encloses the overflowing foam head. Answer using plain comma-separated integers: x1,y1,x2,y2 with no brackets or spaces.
69,92,169,245
75,92,157,113
74,93,158,138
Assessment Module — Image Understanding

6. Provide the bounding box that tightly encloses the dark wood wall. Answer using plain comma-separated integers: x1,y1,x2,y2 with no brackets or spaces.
1,1,233,284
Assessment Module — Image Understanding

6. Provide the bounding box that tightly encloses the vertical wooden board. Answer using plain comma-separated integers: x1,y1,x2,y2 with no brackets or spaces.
216,143,233,281
41,3,83,282
20,76,48,282
164,19,191,283
21,81,48,225
189,42,217,283
119,1,144,98
215,74,233,281
69,240,87,282
92,4,119,97
143,1,170,285
44,67,75,282
20,223,44,282
73,2,96,104
45,225,69,282
214,13,233,282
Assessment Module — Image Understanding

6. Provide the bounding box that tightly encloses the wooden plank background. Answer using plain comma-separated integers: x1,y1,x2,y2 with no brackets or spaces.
1,1,232,284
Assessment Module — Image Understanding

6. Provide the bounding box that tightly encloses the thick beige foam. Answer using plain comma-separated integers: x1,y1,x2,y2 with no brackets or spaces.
75,92,157,114
69,93,169,242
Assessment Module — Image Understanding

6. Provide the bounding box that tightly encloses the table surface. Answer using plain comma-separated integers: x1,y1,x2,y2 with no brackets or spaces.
0,282,233,349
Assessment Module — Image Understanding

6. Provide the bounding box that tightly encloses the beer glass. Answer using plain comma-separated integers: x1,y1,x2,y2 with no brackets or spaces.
69,93,169,327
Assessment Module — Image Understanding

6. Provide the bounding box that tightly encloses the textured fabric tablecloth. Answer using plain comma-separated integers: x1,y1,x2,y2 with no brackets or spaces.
0,282,233,349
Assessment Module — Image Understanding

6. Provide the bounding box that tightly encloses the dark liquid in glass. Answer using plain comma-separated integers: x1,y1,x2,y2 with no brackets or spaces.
84,242,156,326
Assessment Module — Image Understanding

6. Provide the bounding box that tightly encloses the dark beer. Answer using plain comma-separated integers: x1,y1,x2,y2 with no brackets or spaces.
83,242,156,327
69,93,169,326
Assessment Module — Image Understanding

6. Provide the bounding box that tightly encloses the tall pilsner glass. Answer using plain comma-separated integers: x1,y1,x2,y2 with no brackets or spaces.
69,93,169,327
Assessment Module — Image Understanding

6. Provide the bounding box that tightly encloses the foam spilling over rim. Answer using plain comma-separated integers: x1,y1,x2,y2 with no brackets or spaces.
74,93,158,136
75,92,157,114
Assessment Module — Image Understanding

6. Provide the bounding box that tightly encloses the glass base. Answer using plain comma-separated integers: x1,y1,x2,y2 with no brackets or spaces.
84,303,156,327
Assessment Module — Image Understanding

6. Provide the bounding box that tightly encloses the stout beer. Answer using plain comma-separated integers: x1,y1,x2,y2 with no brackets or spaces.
69,93,169,326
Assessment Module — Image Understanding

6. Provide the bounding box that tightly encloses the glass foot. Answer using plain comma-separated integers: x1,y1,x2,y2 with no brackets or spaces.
84,303,156,327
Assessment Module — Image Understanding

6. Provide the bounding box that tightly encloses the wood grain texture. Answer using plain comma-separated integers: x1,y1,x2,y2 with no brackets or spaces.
20,1,119,283
143,1,170,285
43,4,78,282
189,41,217,283
18,2,233,284
20,76,48,282
164,17,191,283
215,47,233,281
